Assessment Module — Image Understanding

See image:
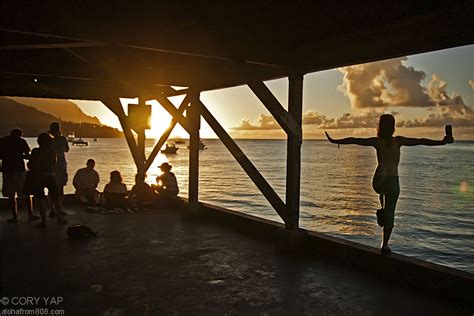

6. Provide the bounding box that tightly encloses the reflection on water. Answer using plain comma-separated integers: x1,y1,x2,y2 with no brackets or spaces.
2,138,473,273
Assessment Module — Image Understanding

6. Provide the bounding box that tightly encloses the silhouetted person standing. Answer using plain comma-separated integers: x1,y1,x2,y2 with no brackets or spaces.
29,133,67,227
49,122,69,217
0,129,37,222
326,114,453,254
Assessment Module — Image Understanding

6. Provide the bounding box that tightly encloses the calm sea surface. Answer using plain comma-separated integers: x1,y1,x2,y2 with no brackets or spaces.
4,138,474,273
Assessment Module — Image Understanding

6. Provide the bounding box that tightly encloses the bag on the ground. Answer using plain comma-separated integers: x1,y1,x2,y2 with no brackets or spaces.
67,224,98,239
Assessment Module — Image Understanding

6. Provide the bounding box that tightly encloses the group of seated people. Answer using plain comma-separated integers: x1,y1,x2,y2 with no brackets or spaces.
73,159,180,211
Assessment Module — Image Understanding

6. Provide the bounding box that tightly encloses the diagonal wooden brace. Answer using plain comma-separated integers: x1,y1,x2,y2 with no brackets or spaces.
143,94,190,172
198,100,288,223
155,94,191,133
101,97,141,169
247,80,302,142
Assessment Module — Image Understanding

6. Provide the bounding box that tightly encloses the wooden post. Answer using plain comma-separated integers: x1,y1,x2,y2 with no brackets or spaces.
188,92,200,206
285,73,303,230
137,128,146,173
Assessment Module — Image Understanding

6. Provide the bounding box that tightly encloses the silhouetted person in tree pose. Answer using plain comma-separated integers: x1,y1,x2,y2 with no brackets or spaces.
326,114,453,254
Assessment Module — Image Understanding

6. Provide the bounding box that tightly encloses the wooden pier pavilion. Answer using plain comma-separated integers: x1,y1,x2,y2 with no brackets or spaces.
1,1,473,314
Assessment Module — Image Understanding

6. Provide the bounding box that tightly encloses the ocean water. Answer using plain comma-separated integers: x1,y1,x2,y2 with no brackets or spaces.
4,138,474,273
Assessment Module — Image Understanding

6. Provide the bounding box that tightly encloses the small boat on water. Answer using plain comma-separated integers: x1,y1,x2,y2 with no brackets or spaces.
67,133,75,143
72,138,89,146
94,138,98,142
187,140,207,150
161,144,178,154
174,137,185,145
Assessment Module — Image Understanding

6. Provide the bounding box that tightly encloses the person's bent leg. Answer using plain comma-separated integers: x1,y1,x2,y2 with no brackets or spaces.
36,197,48,228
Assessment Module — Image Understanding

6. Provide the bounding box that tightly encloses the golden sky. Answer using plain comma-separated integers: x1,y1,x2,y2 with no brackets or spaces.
74,45,474,140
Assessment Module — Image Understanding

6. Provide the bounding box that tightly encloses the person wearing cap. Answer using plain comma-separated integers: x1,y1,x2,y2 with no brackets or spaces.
155,162,179,197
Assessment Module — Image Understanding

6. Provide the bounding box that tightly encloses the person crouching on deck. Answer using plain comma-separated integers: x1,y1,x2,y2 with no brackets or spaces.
102,170,128,210
73,159,100,206
29,133,68,227
128,173,157,209
325,114,453,254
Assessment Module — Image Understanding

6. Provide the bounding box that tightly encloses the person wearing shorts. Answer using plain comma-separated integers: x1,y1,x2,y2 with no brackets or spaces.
29,133,67,228
48,122,69,217
0,129,36,223
326,114,453,254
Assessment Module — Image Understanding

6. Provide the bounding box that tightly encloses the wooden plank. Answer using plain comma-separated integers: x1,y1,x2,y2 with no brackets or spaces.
155,94,191,133
143,95,190,172
188,94,201,205
285,73,304,230
102,98,141,169
0,42,108,50
247,80,301,141
198,100,287,222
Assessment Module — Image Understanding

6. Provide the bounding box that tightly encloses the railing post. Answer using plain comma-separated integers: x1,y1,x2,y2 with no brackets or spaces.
188,91,200,206
285,73,303,230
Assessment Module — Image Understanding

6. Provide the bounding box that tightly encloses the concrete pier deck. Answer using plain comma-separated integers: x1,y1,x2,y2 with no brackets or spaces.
1,205,471,315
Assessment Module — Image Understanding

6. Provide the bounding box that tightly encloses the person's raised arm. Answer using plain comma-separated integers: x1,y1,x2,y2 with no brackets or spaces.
325,132,376,146
397,136,453,147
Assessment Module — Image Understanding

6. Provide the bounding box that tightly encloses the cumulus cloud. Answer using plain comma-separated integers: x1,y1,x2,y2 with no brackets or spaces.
338,57,434,109
232,114,279,130
428,74,465,106
469,80,474,90
398,104,474,127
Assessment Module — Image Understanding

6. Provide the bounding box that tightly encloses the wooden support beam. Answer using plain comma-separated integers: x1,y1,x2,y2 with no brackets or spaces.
101,98,141,170
247,80,301,142
188,93,201,205
0,42,109,50
285,73,304,230
143,95,190,172
155,94,191,133
198,100,287,222
137,128,146,172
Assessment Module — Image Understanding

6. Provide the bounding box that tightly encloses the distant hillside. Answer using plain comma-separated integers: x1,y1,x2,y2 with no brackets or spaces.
9,97,102,125
0,97,123,138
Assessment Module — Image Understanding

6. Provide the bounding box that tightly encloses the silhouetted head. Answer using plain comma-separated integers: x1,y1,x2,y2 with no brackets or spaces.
159,162,172,172
135,173,146,183
377,114,395,138
49,122,61,135
110,170,122,183
37,132,53,148
86,159,95,169
10,128,22,138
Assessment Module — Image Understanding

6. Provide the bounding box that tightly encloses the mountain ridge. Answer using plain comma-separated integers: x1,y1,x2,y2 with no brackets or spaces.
0,97,122,138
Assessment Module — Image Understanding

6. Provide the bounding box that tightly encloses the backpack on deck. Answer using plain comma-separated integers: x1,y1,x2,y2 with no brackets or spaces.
67,224,98,239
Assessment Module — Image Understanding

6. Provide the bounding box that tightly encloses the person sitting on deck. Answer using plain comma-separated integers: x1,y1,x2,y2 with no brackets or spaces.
73,159,100,206
29,133,68,227
102,170,128,210
128,173,157,208
0,128,38,223
154,163,179,197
